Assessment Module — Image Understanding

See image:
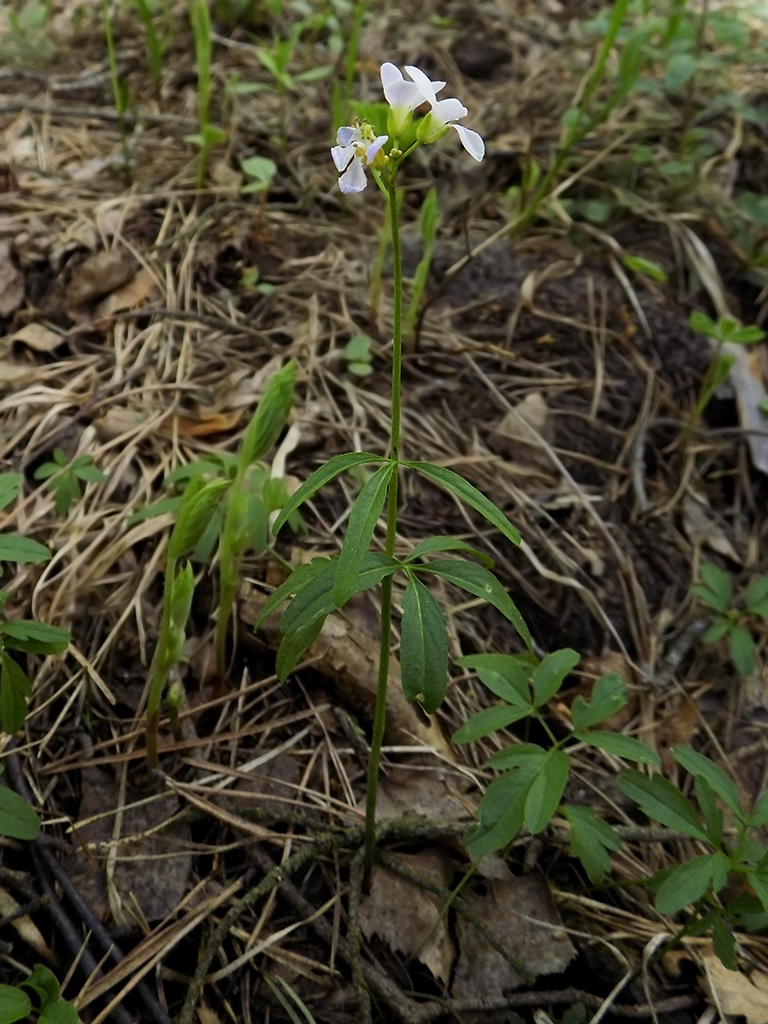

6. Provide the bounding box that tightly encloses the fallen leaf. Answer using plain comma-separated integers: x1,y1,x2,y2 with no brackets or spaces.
703,952,768,1024
0,239,25,316
8,323,64,352
725,342,768,478
452,875,576,1000
490,392,553,470
95,268,161,317
683,495,740,562
376,766,473,823
360,849,456,985
0,359,41,385
65,249,138,319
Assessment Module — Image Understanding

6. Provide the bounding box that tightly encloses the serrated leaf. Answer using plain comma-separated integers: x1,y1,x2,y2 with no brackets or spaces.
241,360,294,465
421,559,532,651
0,787,40,840
455,653,532,709
0,474,22,514
729,626,756,676
271,452,387,536
655,854,717,914
280,553,399,636
671,746,742,814
333,462,395,606
405,536,493,567
532,648,579,707
618,770,709,841
571,672,627,729
1,653,31,734
562,805,620,883
275,617,325,680
405,462,521,547
400,575,448,713
0,985,32,1024
580,731,661,765
0,536,51,563
1,621,70,655
452,704,533,744
524,749,570,833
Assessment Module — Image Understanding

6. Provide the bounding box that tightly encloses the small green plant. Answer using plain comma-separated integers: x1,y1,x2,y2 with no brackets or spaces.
101,0,133,171
688,311,766,432
33,448,107,517
342,334,373,376
404,186,438,352
143,362,294,768
133,0,169,97
691,564,768,677
240,155,277,195
0,963,79,1024
186,0,228,189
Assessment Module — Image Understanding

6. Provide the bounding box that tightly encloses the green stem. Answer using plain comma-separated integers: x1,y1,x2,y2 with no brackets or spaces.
145,552,176,770
363,176,403,890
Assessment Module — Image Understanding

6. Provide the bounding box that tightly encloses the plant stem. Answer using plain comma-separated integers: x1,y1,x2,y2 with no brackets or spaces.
363,177,403,890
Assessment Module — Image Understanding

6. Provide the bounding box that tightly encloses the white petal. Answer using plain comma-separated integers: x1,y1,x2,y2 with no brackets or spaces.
404,65,439,106
336,125,360,146
452,124,485,161
380,63,422,111
331,143,355,171
339,157,367,193
431,97,468,125
364,135,388,163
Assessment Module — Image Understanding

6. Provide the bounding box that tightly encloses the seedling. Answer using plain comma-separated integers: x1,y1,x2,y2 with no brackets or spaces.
33,448,106,517
688,311,766,432
343,334,373,376
186,0,228,189
240,155,277,194
692,563,768,677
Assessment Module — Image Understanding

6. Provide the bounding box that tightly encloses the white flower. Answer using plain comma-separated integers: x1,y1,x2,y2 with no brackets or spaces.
385,63,485,162
331,124,388,193
380,61,445,137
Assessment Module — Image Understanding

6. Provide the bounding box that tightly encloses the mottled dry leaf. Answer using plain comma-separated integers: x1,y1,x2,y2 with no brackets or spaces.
683,495,740,562
727,343,768,477
360,849,455,985
174,411,243,437
65,249,138,318
65,768,192,935
95,268,160,316
376,766,473,823
8,323,63,352
0,886,56,961
0,360,40,385
491,392,553,469
703,953,768,1024
452,875,576,1000
0,239,24,316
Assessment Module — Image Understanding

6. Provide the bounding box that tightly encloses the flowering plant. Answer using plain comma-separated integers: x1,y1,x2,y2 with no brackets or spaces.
256,62,521,884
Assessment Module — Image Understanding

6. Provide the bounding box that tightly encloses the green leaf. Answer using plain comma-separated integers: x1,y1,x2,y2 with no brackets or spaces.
0,787,40,840
405,536,493,567
22,964,59,1008
241,360,294,465
333,462,395,607
452,704,533,744
617,771,709,841
0,536,51,563
419,186,438,243
621,254,668,283
524,749,570,833
126,495,183,528
39,1001,80,1024
488,742,548,770
571,672,627,729
0,985,32,1024
271,452,387,536
702,619,731,644
241,155,277,184
0,621,70,655
671,746,742,814
745,577,768,611
729,626,756,676
532,648,579,707
691,586,730,615
664,52,697,91
72,461,107,484
464,766,538,856
0,475,22,514
275,617,325,681
405,462,521,547
695,775,723,848
711,851,730,893
748,788,768,827
712,915,737,971
747,871,768,916
731,325,766,344
168,479,230,560
170,563,195,633
1,653,32,734
456,653,532,709
655,854,717,914
689,310,719,337
252,558,333,631
400,575,448,713
580,731,661,765
700,564,734,607
421,560,532,651
562,804,620,884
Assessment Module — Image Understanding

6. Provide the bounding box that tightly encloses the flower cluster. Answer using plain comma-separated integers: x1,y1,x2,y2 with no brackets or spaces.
331,62,485,193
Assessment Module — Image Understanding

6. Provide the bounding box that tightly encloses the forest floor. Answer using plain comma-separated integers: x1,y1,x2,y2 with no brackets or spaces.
1,0,768,1021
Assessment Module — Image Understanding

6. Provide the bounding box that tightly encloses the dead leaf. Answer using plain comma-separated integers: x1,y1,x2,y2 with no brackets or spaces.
8,323,64,352
376,766,473,823
360,849,456,985
65,250,138,320
0,359,41,385
703,952,768,1024
95,268,160,317
683,495,740,562
65,768,192,936
490,392,553,470
725,342,768,477
0,239,24,316
231,752,301,825
452,875,576,1000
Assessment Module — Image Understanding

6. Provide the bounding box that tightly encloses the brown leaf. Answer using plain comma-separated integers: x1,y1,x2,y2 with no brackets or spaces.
360,849,456,985
376,766,473,823
703,952,768,1024
0,239,25,317
95,268,160,317
8,323,64,352
683,495,740,562
65,250,138,319
452,875,576,1000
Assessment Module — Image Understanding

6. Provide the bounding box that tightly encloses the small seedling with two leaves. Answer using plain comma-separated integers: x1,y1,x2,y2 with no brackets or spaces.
688,311,766,432
0,963,78,1024
33,448,106,517
692,563,768,676
343,335,373,376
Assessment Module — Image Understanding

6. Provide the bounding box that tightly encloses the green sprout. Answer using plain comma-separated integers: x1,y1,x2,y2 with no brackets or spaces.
33,448,107,517
692,564,768,677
